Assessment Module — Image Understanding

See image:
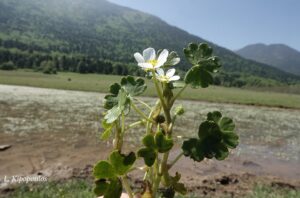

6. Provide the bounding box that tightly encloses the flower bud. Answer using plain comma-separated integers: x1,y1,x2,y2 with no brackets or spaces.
174,105,185,116
155,115,165,124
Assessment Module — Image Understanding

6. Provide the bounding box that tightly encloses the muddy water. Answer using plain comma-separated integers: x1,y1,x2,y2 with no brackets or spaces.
0,85,299,179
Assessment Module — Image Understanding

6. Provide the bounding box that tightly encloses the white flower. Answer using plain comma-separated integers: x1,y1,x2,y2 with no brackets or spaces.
156,68,180,83
134,48,169,70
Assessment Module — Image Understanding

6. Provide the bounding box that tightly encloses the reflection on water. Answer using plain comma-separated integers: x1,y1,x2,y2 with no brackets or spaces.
0,85,299,162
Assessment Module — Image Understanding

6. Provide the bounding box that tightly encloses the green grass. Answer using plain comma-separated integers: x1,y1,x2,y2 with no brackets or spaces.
7,179,300,198
1,70,300,109
7,179,94,198
245,184,300,198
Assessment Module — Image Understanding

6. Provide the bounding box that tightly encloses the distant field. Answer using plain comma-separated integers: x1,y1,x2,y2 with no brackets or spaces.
1,70,300,108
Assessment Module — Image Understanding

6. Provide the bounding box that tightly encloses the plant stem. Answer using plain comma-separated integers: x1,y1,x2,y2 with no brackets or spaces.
114,119,122,150
121,113,125,134
126,120,146,130
151,70,171,124
169,152,184,170
159,152,170,186
171,84,188,105
146,109,154,134
152,71,176,190
121,176,134,198
152,155,161,198
131,102,155,123
134,98,152,110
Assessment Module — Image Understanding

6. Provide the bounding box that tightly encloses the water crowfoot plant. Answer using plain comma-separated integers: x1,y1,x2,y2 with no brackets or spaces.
93,43,239,198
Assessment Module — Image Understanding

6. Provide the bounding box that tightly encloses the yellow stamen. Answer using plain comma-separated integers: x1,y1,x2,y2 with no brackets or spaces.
148,59,158,66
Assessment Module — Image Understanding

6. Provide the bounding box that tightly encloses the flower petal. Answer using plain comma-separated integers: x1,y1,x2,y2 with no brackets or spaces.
154,64,163,69
156,49,169,67
138,63,153,69
143,48,156,61
156,68,164,76
169,57,180,65
166,68,175,78
169,75,180,81
134,53,145,63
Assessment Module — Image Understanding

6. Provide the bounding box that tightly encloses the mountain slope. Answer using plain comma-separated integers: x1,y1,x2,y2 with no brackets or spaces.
0,0,300,86
236,43,300,75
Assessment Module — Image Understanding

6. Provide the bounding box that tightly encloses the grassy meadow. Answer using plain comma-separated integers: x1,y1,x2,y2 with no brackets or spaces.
0,70,300,109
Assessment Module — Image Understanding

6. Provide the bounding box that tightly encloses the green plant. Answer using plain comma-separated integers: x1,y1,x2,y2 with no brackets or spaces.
93,43,239,198
247,184,300,198
0,61,15,70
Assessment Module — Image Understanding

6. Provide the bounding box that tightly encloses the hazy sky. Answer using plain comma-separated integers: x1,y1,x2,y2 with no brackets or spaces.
109,0,300,51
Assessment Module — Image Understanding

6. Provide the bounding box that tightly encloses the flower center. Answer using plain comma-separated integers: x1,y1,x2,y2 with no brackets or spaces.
148,59,158,66
159,75,170,82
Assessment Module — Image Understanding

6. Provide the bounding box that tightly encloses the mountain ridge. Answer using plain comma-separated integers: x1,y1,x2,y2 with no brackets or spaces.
0,0,300,86
236,43,300,76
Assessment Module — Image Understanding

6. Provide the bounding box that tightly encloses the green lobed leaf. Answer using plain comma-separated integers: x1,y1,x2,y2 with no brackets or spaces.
104,83,121,110
155,132,174,153
104,89,130,123
104,106,122,124
109,151,136,175
93,161,115,179
94,179,109,196
181,111,239,162
168,172,187,195
170,172,181,183
182,138,204,162
198,121,222,140
184,43,213,65
101,119,114,140
207,111,222,123
117,88,131,114
219,117,235,132
138,132,174,167
110,83,121,95
104,95,119,110
198,121,230,160
120,76,147,97
174,183,187,195
222,132,239,149
214,143,229,160
142,134,156,149
137,147,157,167
103,76,146,123
185,66,213,88
183,43,221,88
94,178,122,198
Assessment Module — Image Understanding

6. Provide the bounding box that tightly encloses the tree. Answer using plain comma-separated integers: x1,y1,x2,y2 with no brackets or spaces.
0,61,15,70
77,61,88,73
41,60,57,74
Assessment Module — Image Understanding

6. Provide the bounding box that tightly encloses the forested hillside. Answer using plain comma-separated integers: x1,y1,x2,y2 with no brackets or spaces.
1,0,300,86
